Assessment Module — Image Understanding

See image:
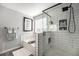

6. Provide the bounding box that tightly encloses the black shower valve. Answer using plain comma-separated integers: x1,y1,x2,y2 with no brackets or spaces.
48,37,51,44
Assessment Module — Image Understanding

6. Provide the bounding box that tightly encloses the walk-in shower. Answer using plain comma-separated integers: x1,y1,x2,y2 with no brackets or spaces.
36,3,79,56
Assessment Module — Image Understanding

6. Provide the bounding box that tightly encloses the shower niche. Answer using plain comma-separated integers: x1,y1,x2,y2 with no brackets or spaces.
59,19,67,30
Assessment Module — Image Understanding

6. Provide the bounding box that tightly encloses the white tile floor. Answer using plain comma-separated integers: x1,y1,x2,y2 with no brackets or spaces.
13,41,35,56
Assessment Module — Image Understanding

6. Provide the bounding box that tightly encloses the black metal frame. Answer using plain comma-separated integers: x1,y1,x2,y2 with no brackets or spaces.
23,17,33,32
42,3,62,17
43,3,62,12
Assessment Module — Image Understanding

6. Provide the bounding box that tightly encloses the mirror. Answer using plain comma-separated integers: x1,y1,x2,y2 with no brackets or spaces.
23,17,33,31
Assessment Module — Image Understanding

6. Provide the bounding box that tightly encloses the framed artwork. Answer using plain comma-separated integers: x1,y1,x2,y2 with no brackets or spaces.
23,17,33,31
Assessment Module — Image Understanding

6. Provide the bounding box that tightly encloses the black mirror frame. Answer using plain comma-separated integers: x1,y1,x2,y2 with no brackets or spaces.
23,17,33,32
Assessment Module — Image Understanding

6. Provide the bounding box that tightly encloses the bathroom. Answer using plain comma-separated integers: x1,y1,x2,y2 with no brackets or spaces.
0,3,79,56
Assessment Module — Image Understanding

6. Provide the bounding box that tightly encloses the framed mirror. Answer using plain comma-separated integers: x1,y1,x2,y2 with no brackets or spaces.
23,17,33,31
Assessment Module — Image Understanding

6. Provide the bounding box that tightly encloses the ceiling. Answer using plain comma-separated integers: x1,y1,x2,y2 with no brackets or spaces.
0,3,56,17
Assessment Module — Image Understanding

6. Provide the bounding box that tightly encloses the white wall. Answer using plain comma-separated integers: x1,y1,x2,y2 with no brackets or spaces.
0,5,34,53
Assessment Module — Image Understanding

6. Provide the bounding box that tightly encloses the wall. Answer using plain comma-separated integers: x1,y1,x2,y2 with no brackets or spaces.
0,5,34,53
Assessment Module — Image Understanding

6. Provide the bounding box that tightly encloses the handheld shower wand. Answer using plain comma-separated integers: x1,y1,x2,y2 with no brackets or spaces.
68,3,76,33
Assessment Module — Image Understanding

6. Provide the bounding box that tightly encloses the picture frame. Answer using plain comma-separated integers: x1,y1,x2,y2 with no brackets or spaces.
23,17,33,31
